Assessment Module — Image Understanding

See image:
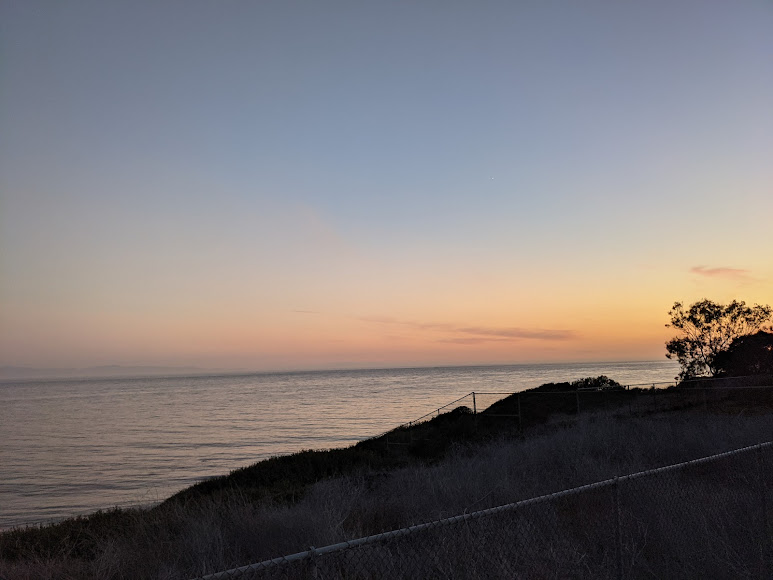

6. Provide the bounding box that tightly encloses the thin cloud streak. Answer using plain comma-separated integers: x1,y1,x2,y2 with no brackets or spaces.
437,337,515,345
690,266,751,280
359,317,577,342
457,326,577,340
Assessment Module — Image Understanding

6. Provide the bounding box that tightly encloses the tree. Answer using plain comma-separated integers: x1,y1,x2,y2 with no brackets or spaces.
713,331,773,377
665,299,772,381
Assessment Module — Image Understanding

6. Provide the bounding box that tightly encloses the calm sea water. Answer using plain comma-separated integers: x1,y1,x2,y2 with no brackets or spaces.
0,361,678,528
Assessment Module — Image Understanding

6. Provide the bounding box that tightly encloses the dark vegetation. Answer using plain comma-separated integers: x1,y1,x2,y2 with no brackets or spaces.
665,299,771,380
715,330,773,377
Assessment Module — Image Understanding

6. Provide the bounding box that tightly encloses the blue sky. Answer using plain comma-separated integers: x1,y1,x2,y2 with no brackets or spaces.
2,1,772,370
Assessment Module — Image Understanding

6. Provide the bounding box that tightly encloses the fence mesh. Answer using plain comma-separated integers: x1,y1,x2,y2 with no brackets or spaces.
192,442,773,580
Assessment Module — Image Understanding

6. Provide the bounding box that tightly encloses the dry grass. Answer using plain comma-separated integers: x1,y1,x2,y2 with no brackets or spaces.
2,404,773,579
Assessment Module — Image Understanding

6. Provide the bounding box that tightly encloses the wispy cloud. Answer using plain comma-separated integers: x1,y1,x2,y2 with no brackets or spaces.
359,317,577,343
690,266,751,281
457,326,576,340
437,337,515,345
291,309,319,314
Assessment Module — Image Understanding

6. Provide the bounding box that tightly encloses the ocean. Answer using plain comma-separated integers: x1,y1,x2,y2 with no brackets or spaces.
0,361,679,528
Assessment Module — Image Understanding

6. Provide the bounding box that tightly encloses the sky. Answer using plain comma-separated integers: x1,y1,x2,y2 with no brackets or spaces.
1,0,772,372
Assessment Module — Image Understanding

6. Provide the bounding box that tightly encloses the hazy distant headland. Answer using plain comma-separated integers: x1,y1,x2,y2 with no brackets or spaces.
0,365,231,381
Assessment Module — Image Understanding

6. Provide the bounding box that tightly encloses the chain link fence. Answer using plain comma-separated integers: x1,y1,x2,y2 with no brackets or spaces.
192,441,772,580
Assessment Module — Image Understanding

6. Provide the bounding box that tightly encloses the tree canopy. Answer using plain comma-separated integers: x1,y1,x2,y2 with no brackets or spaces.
713,331,773,377
665,299,772,380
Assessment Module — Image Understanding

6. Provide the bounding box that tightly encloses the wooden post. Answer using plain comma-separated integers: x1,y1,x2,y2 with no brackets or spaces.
757,445,771,578
614,478,623,580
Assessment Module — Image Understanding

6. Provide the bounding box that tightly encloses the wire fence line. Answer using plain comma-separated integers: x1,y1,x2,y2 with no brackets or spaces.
192,440,773,579
376,376,773,450
394,373,773,430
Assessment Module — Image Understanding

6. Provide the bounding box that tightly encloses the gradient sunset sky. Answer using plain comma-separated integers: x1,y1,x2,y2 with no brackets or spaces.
1,1,771,371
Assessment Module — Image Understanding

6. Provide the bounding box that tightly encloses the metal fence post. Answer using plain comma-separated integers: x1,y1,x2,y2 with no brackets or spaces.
517,392,522,434
472,391,477,415
756,445,771,579
627,386,633,417
309,546,319,579
614,476,623,580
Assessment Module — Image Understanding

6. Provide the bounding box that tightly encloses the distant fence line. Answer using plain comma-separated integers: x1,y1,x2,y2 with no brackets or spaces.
192,440,773,579
404,373,772,425
378,374,773,443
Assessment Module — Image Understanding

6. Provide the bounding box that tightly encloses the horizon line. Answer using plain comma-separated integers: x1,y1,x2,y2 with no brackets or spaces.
0,359,676,382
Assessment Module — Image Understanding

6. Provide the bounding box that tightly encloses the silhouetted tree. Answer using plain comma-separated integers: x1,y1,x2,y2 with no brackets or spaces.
666,299,772,380
714,331,773,377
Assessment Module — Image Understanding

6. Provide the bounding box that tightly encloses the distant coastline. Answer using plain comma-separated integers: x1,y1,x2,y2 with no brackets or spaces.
0,365,225,381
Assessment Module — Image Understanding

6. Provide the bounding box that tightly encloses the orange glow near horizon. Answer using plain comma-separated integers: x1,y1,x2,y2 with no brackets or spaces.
6,270,767,371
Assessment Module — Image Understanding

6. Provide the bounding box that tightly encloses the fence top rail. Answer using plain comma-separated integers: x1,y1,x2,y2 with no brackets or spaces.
400,391,473,426
190,440,773,580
